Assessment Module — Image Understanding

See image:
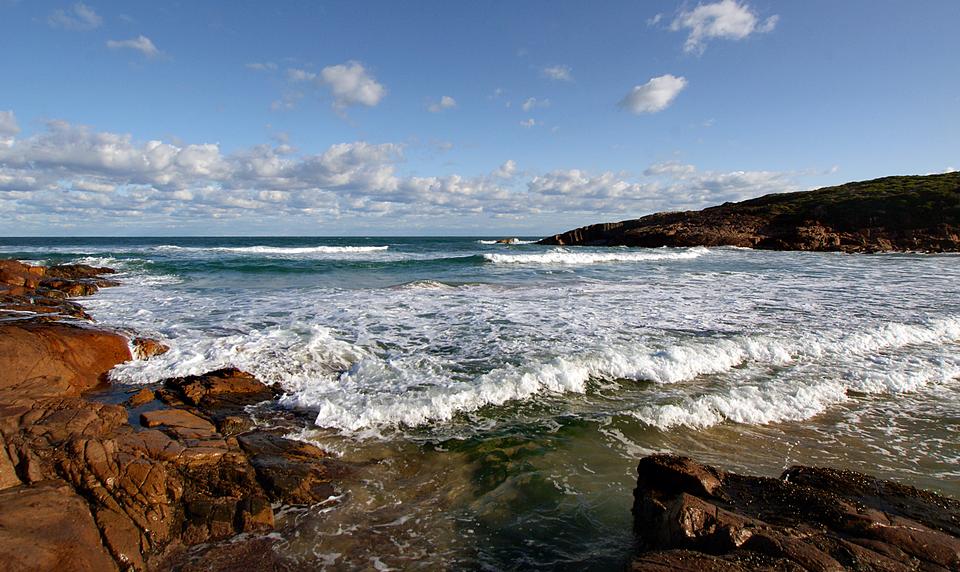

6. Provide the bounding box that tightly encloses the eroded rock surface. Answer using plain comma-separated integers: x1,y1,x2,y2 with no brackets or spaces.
0,260,346,571
632,454,960,571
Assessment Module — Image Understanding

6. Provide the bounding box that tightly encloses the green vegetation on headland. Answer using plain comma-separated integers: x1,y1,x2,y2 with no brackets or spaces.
538,172,960,252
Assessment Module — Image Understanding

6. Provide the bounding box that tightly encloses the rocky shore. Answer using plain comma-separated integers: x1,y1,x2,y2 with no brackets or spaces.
0,259,345,571
539,172,960,252
631,455,960,571
1,258,958,570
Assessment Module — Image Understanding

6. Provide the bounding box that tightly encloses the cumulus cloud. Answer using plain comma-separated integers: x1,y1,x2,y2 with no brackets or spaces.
0,115,800,230
319,61,386,110
0,111,19,147
519,118,538,128
427,95,457,113
671,0,778,54
48,2,102,30
494,160,517,179
542,65,573,82
619,74,687,114
106,35,160,58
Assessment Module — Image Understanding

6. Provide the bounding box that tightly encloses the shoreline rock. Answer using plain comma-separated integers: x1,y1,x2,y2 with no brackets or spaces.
0,259,347,571
539,172,960,252
631,454,960,570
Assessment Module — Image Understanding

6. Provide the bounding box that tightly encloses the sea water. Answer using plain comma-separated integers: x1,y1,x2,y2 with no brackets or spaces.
3,236,958,569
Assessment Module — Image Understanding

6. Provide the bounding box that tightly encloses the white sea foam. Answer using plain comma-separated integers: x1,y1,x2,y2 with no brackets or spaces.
483,246,708,265
83,238,960,442
477,239,537,245
154,245,389,255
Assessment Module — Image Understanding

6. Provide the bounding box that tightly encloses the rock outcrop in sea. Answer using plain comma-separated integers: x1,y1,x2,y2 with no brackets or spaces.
631,455,960,570
539,172,960,252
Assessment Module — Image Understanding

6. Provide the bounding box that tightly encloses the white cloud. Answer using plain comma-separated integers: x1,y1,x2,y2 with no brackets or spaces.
286,68,316,82
521,97,550,112
106,35,160,58
542,65,573,82
494,160,517,179
0,111,19,148
619,74,687,114
519,118,538,128
427,95,457,113
48,2,102,30
671,0,778,54
319,61,386,110
246,62,278,72
0,114,800,230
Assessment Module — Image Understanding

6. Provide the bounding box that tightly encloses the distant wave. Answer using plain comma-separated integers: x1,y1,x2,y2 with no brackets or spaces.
154,245,389,255
483,246,708,265
476,239,537,245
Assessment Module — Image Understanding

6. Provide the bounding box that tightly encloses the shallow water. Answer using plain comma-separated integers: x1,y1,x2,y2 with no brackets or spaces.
4,236,958,569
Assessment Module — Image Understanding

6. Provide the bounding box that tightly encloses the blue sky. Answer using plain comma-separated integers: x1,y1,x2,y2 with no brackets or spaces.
1,0,957,236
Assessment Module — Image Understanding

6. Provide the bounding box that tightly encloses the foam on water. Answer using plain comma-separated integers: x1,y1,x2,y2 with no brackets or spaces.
154,244,389,255
483,246,708,265
61,237,960,444
477,239,537,245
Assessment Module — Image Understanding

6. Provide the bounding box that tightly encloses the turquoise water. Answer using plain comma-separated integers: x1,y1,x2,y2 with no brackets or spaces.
3,236,959,569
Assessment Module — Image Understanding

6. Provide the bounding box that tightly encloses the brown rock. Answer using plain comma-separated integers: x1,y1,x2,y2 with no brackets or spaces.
132,337,169,359
632,455,960,571
0,481,119,572
45,263,116,279
0,322,131,400
126,387,156,407
238,431,346,505
164,368,279,410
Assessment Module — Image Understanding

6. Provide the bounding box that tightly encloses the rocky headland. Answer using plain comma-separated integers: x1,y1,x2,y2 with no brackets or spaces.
539,172,960,252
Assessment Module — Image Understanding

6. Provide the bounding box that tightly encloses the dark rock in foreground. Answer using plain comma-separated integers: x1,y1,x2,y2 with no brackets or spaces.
632,454,960,571
539,172,960,252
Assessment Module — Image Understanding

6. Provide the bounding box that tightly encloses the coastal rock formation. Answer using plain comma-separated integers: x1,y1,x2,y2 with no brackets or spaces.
632,454,960,571
539,172,960,252
0,260,346,571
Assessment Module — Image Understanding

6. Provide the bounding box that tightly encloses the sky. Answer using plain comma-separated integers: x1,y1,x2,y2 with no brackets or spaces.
0,0,957,236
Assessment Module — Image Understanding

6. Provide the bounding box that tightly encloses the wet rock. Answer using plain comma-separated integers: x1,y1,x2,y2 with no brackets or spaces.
238,431,347,505
0,481,120,572
132,336,170,359
495,237,520,244
632,454,960,571
0,322,132,400
164,368,280,410
155,535,297,572
126,387,156,407
44,263,117,280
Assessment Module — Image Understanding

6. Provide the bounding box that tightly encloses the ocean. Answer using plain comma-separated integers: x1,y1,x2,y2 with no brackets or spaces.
3,236,959,569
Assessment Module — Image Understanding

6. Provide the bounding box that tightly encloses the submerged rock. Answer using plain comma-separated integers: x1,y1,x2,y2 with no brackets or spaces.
632,454,960,571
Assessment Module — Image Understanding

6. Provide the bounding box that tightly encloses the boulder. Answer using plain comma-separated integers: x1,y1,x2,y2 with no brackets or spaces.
632,454,960,571
0,322,132,400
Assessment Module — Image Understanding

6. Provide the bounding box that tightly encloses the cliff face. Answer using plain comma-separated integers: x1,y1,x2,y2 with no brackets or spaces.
539,173,960,252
